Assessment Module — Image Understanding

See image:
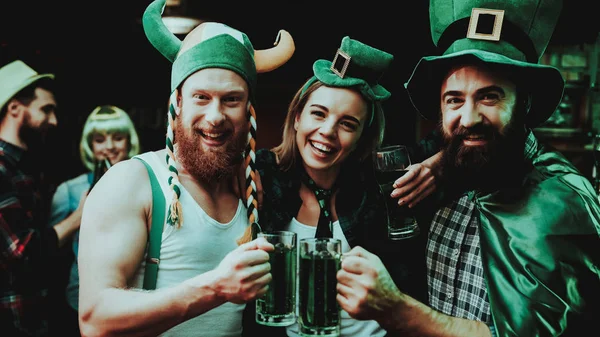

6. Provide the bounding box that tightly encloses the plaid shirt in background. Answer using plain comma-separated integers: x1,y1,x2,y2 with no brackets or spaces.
0,139,53,337
426,194,495,333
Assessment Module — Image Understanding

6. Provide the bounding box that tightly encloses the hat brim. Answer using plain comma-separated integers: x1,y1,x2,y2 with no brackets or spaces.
313,60,390,101
0,73,55,110
404,50,565,127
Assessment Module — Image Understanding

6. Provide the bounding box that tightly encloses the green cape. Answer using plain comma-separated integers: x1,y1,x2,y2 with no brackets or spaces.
471,133,600,335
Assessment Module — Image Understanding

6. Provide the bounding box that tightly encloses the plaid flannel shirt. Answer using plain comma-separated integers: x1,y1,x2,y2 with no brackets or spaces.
0,139,53,337
427,194,492,323
426,133,539,336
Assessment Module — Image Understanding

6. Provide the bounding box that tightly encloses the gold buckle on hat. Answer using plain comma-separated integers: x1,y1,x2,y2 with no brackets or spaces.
467,8,505,42
331,49,351,78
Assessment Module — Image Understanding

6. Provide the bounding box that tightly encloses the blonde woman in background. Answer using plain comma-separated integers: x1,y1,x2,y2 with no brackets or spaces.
48,105,140,337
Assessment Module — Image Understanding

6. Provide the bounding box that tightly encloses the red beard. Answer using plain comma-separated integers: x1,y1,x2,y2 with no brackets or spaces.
173,116,247,182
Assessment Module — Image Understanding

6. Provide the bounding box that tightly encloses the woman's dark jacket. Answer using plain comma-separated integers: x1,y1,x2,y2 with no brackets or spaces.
243,133,441,336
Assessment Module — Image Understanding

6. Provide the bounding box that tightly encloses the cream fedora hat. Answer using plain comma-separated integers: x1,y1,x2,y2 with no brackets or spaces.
0,60,54,110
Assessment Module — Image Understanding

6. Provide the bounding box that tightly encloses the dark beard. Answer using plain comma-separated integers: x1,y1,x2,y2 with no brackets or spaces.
440,119,526,192
19,114,51,152
20,126,46,151
173,116,247,182
19,111,49,151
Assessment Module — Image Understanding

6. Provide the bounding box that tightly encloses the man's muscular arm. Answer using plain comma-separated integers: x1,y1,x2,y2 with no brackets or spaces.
78,158,273,337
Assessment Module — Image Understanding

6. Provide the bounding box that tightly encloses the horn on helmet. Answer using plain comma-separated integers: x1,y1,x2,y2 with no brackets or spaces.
142,0,182,62
254,30,295,73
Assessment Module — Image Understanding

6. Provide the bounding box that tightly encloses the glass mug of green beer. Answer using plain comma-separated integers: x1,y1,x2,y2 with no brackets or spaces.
298,238,342,337
256,231,298,326
373,145,420,240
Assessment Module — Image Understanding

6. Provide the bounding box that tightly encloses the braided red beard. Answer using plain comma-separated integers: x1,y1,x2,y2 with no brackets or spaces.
173,116,247,182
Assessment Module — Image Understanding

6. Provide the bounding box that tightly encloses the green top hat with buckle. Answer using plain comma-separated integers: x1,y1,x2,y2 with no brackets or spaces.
0,60,54,111
302,36,394,125
405,0,565,127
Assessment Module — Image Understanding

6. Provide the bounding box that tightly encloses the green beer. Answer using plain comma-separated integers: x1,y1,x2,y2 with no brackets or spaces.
257,243,297,314
256,231,297,326
298,238,341,336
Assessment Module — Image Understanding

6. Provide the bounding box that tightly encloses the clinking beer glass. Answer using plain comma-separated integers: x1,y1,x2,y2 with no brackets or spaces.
256,231,297,326
298,238,342,337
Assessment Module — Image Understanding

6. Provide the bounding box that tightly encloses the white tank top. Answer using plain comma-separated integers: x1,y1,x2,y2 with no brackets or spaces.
130,152,249,337
284,218,386,337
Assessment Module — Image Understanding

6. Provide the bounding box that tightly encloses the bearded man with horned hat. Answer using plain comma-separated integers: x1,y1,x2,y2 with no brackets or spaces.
77,1,295,336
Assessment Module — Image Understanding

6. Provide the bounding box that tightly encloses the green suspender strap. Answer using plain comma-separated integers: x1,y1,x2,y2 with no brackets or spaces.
135,157,166,290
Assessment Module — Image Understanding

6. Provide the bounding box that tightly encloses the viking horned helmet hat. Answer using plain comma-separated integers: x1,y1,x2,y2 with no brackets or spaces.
142,0,295,238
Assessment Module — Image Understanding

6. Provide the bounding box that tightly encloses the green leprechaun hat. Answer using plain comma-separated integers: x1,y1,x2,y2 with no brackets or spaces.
302,36,394,125
405,0,565,127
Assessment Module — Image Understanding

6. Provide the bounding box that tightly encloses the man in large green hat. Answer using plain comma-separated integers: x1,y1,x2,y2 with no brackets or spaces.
337,0,600,336
77,0,295,336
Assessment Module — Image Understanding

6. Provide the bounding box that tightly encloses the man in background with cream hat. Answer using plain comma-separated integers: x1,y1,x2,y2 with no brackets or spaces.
0,60,82,336
337,0,600,336
77,0,295,336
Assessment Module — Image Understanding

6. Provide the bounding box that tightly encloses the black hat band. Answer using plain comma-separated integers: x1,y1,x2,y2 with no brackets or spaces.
437,16,538,63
